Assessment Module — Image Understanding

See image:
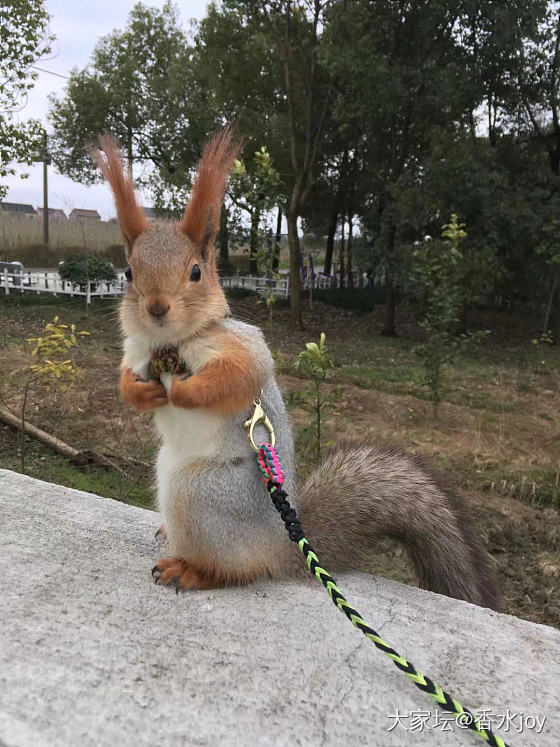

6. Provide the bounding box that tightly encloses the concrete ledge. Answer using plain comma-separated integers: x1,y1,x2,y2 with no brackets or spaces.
0,468,558,746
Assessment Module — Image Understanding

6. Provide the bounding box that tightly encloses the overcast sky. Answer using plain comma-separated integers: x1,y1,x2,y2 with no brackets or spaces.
4,0,209,219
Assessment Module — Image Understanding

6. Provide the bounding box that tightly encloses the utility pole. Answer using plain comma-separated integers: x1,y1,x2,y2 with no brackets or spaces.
42,131,50,247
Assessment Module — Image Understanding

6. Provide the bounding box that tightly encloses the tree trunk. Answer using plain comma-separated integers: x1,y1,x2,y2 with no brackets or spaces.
324,210,337,276
338,217,345,288
382,280,397,336
273,206,282,272
286,208,303,329
381,222,397,336
217,205,231,275
346,213,354,289
544,274,558,335
249,208,260,275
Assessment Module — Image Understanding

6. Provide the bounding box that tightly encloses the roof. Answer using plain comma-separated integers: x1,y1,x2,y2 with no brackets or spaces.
70,208,101,220
36,208,67,219
0,202,36,215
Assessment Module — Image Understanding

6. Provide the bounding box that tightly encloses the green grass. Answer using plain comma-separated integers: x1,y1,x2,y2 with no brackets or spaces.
0,436,154,509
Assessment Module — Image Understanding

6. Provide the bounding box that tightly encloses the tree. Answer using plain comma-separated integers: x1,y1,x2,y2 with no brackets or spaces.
204,0,333,328
229,146,284,274
324,0,477,334
0,0,52,197
49,2,216,207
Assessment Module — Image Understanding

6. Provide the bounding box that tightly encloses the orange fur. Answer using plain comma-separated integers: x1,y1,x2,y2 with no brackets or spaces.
169,330,260,414
120,367,168,411
152,556,264,590
91,135,148,244
179,125,241,247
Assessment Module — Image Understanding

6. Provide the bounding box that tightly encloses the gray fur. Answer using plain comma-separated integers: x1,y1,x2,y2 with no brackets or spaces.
155,318,497,607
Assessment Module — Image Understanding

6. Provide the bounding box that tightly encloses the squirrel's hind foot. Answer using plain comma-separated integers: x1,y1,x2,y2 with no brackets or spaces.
152,557,214,591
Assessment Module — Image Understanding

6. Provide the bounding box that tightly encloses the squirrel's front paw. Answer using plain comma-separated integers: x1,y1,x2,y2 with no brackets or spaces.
152,557,209,591
120,368,168,412
169,376,199,409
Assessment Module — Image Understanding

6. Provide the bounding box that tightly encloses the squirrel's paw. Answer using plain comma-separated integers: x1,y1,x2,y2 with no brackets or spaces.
152,557,210,592
169,377,199,409
120,368,168,412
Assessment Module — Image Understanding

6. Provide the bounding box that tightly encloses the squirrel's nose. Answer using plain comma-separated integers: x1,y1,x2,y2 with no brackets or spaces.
147,300,170,318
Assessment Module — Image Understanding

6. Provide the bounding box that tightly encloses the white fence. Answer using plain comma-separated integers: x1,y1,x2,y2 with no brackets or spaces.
0,266,339,303
0,268,302,302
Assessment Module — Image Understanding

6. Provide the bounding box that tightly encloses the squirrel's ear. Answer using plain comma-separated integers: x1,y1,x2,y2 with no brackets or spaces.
90,134,147,255
179,125,241,261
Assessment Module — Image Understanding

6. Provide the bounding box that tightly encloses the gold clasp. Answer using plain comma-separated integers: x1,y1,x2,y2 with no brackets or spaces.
243,392,276,452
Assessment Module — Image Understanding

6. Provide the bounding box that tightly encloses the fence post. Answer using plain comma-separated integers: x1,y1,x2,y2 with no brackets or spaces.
3,268,8,295
86,281,91,305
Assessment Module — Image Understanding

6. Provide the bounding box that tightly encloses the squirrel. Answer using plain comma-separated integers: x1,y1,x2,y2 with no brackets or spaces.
92,127,498,609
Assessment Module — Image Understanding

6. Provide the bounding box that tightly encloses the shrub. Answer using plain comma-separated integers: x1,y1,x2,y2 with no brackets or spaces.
58,254,117,288
293,333,336,462
310,287,385,314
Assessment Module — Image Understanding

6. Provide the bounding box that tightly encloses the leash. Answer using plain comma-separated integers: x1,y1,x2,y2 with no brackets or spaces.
150,344,514,747
247,414,512,747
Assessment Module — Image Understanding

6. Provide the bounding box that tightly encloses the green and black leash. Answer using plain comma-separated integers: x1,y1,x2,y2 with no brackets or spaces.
256,442,513,747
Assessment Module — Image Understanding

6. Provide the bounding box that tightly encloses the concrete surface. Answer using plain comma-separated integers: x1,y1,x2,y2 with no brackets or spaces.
0,468,558,747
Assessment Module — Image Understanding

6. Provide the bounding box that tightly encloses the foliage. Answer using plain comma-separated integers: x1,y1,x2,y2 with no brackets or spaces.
18,316,89,473
312,287,385,314
47,0,560,334
49,1,214,208
0,0,53,196
26,316,90,387
229,146,285,273
256,239,281,335
58,254,117,287
293,333,336,462
414,215,478,413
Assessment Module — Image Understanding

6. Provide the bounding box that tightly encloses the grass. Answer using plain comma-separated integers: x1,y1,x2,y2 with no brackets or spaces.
0,432,154,509
0,290,558,627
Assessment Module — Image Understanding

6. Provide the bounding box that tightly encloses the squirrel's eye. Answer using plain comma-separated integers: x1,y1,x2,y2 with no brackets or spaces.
125,266,133,282
190,264,201,282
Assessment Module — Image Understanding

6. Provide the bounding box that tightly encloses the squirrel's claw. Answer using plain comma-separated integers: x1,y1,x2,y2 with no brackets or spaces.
151,556,212,591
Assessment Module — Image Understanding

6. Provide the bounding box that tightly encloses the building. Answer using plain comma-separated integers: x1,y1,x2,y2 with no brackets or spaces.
36,207,67,220
0,202,36,215
69,208,101,221
144,206,179,220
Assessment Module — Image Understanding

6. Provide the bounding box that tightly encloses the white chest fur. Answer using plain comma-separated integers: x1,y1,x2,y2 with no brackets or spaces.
122,335,227,469
156,372,225,465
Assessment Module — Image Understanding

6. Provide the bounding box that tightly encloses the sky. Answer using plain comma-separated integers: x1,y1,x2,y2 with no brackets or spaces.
4,0,209,220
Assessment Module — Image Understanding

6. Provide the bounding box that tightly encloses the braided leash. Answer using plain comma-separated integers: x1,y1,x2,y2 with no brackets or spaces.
257,442,512,747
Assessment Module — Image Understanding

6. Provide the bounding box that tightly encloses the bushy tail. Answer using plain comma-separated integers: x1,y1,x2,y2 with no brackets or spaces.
298,442,498,609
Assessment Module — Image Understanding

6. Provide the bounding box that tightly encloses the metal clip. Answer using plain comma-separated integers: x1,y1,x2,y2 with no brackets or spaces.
243,392,276,452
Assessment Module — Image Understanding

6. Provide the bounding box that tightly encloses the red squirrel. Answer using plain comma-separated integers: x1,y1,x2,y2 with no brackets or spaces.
92,128,497,608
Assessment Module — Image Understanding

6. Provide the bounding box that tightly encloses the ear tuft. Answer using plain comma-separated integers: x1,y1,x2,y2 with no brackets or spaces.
90,135,148,247
179,125,241,250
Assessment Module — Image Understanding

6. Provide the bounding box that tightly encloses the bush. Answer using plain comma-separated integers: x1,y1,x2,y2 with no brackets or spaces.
310,287,385,314
58,254,117,289
224,287,258,300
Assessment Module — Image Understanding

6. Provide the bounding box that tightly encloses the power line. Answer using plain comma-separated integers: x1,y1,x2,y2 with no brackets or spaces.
31,65,70,80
